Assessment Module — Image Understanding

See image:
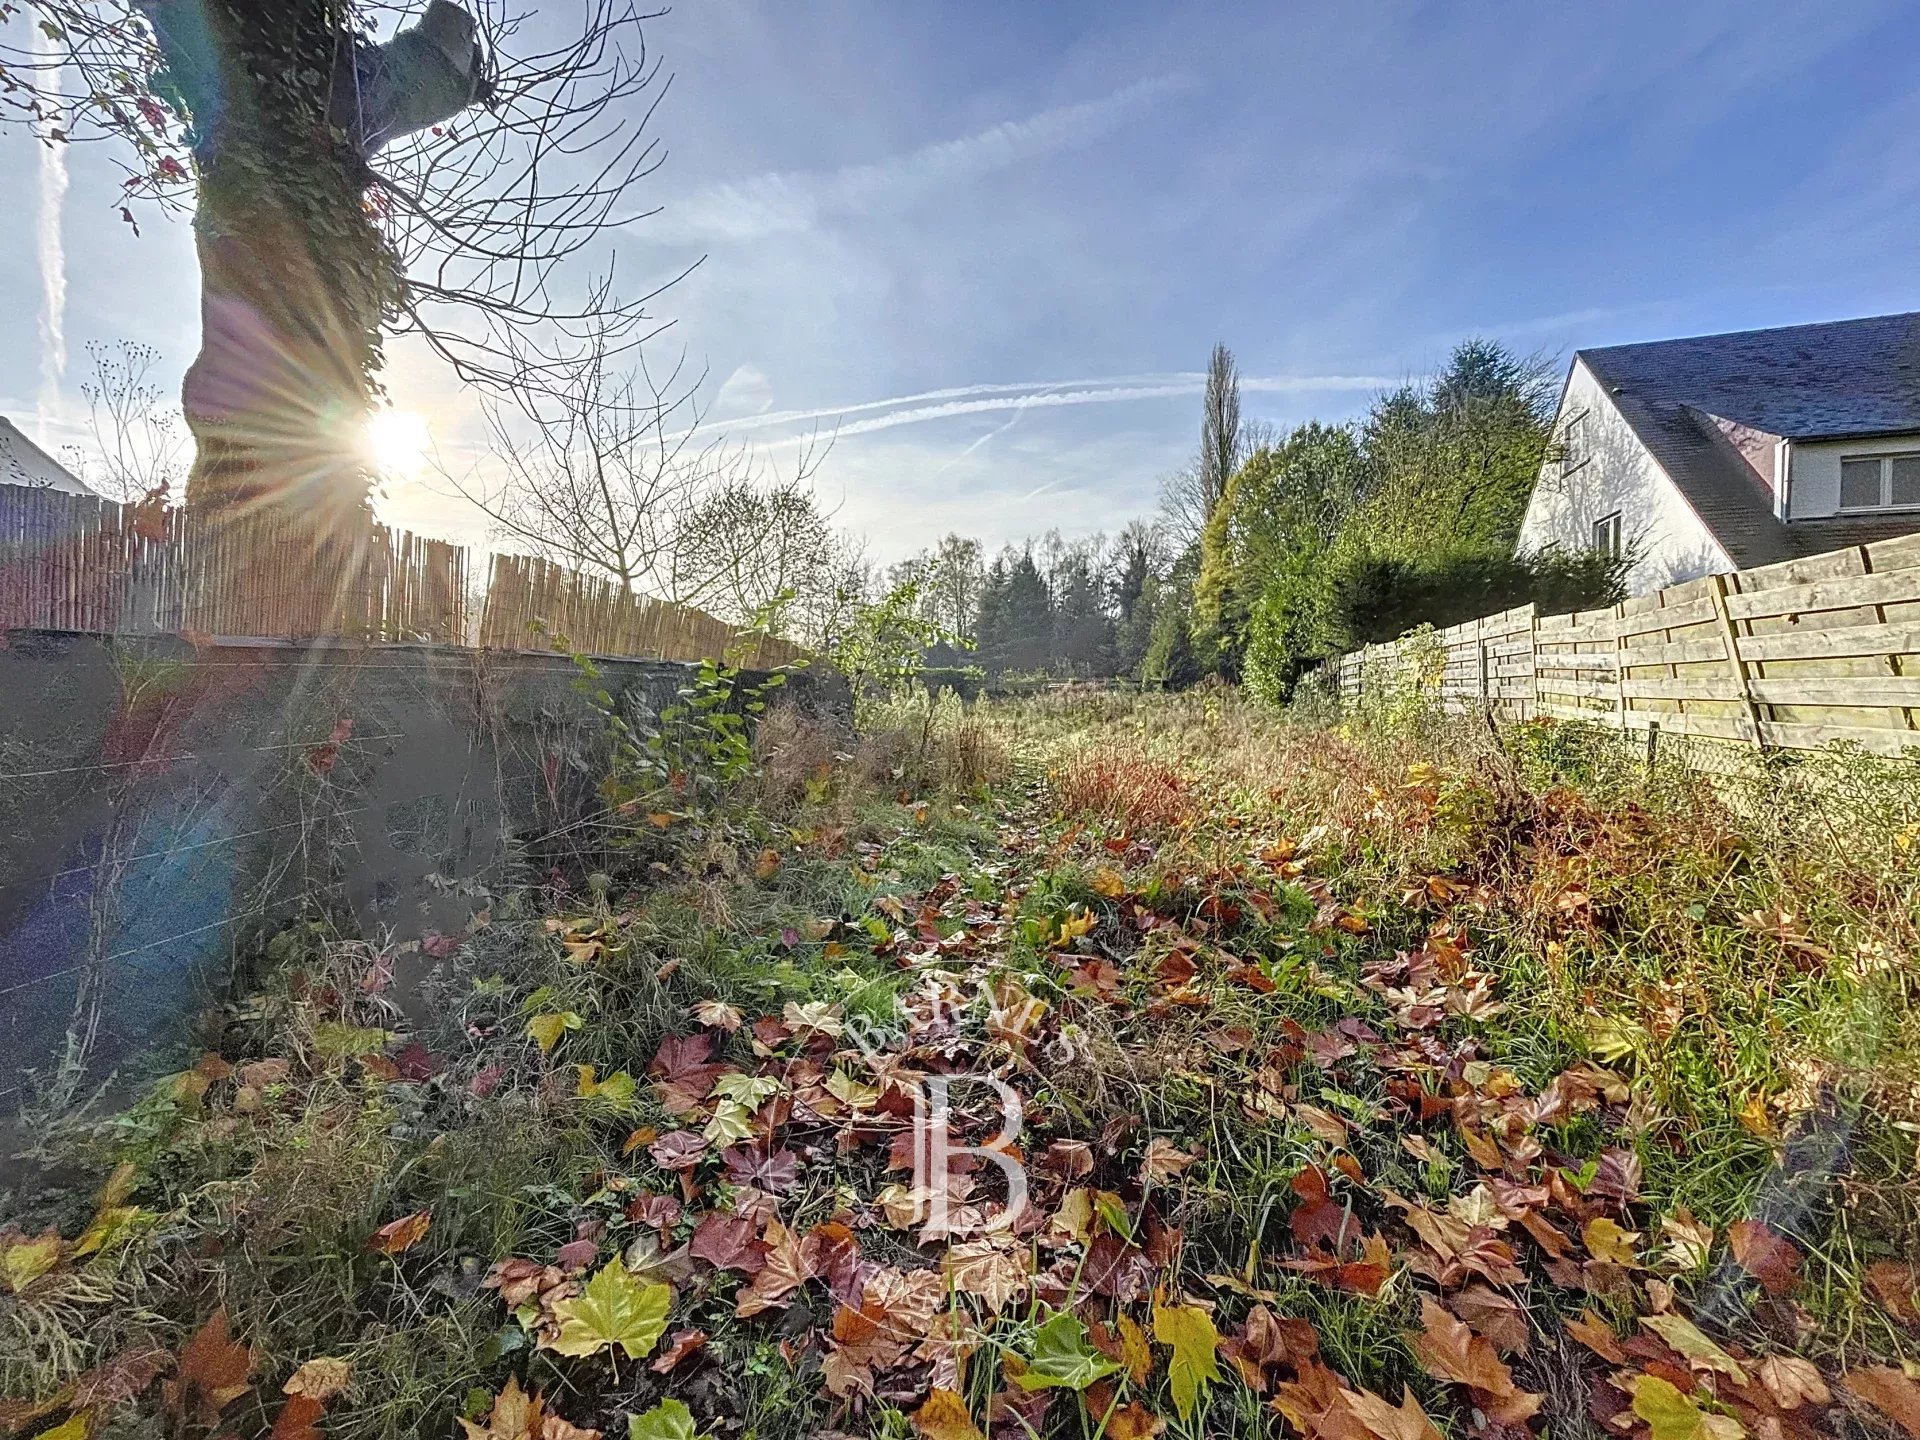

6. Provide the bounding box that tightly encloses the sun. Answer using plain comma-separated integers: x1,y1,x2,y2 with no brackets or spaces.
364,407,433,480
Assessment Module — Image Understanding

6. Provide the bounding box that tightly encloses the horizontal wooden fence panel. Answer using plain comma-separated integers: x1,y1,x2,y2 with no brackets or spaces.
1322,531,1920,759
0,487,804,669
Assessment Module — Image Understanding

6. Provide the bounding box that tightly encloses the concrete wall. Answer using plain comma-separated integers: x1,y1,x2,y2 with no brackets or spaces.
0,633,846,1108
1518,359,1731,595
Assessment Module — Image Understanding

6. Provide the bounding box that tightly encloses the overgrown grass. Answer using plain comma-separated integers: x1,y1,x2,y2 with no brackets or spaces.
3,689,1916,1440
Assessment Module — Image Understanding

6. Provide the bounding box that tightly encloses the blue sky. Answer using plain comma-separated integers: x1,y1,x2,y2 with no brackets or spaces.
5,1,1920,562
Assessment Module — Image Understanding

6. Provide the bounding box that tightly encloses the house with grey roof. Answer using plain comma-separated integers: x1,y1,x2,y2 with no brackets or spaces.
0,416,96,496
1516,312,1920,594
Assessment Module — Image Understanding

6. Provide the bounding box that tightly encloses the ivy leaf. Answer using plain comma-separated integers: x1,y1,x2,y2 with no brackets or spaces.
626,1397,698,1440
1010,1311,1120,1392
547,1263,673,1360
1153,1301,1221,1422
527,1012,583,1054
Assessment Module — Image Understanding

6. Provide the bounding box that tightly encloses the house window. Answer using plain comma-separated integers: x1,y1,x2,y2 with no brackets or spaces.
1562,409,1590,476
1840,452,1920,511
1591,512,1622,557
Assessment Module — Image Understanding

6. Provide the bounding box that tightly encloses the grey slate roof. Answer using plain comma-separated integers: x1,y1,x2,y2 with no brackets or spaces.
1577,312,1920,569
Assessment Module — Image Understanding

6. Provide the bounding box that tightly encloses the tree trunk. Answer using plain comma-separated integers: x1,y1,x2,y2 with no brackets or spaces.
154,0,395,635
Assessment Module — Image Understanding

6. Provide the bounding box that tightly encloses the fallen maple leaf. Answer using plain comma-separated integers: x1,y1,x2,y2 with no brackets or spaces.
1347,1384,1445,1440
1140,1137,1198,1181
1624,1374,1742,1440
161,1308,253,1429
1581,1216,1641,1268
650,1328,708,1374
1153,1301,1221,1423
282,1356,352,1401
945,1240,1031,1314
1639,1312,1748,1385
688,1213,765,1274
1756,1354,1829,1410
1563,1309,1625,1364
1407,1297,1520,1397
1728,1218,1800,1295
913,1387,987,1440
1846,1366,1920,1440
367,1210,432,1255
545,1262,672,1360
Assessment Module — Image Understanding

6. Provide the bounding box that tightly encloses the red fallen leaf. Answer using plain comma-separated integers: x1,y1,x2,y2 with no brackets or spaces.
1588,1147,1642,1205
1084,1233,1155,1302
648,1033,724,1113
391,1042,440,1081
269,1392,327,1440
1226,962,1276,993
1447,1284,1532,1355
556,1237,598,1271
367,1210,431,1255
1845,1366,1920,1439
689,1212,767,1274
1407,1297,1541,1424
626,1193,683,1231
736,1220,814,1316
650,1328,708,1373
1045,1139,1094,1180
648,1131,709,1171
1218,1303,1319,1391
722,1142,800,1195
1728,1219,1801,1296
803,1221,865,1305
1865,1261,1920,1324
468,1063,506,1098
1290,1166,1354,1250
161,1308,253,1429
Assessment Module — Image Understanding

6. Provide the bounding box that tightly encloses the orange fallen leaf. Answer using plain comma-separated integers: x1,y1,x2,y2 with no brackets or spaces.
367,1210,431,1255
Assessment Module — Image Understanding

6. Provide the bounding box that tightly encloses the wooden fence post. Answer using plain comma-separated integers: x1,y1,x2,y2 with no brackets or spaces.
1612,601,1628,735
1708,572,1764,750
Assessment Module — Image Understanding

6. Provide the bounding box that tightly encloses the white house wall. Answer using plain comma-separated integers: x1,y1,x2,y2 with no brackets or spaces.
1517,359,1730,595
1787,435,1920,518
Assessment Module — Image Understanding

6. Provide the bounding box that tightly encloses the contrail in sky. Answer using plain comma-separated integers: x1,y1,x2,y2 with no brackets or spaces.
34,32,69,439
682,372,1393,448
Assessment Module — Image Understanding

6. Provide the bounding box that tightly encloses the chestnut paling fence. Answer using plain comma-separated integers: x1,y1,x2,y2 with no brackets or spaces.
1328,530,1920,758
0,487,805,668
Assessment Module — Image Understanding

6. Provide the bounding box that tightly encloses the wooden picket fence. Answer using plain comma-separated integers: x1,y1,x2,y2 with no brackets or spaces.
478,552,805,669
1329,531,1920,758
0,486,804,667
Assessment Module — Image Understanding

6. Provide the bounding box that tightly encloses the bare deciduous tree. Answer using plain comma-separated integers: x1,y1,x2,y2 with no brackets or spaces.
5,1,679,589
442,315,712,597
63,340,187,503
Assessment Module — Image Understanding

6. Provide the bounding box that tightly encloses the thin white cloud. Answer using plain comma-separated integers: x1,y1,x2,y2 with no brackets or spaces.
721,371,1395,448
34,32,68,438
697,371,1391,443
648,73,1192,244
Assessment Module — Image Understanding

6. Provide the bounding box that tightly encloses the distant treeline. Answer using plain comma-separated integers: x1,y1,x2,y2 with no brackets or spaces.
886,339,1624,694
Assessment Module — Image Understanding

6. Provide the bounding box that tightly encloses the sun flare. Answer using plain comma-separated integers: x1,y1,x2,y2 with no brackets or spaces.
365,407,432,480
